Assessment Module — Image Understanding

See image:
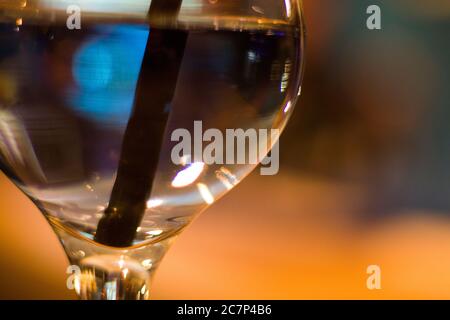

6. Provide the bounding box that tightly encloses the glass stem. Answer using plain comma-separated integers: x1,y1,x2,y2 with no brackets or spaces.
51,222,174,300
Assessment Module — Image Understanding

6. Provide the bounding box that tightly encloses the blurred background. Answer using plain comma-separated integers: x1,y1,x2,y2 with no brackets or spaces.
0,0,450,299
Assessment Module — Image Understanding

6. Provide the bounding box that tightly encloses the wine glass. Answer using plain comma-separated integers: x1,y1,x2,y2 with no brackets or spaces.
0,0,305,299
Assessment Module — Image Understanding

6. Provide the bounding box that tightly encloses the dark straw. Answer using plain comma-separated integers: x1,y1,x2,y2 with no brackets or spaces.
94,0,187,247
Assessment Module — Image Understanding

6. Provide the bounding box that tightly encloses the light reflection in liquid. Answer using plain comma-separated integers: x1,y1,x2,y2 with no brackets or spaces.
68,25,149,124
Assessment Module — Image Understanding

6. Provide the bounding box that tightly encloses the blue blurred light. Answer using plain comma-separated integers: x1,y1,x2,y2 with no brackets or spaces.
68,25,149,124
74,43,113,91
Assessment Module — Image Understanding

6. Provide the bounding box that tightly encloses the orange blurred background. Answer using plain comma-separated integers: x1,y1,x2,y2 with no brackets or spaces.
1,0,450,299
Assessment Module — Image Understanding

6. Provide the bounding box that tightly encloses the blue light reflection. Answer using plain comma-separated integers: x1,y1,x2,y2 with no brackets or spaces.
68,25,149,124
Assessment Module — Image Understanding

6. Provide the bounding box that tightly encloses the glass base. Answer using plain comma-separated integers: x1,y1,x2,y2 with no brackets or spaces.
51,222,175,300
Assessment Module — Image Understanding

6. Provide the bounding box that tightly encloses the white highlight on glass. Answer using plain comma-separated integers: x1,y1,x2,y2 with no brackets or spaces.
140,284,147,295
141,259,153,270
146,229,163,237
284,0,292,18
197,183,214,204
171,162,205,188
118,256,125,269
251,5,264,15
146,198,163,209
283,101,292,113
